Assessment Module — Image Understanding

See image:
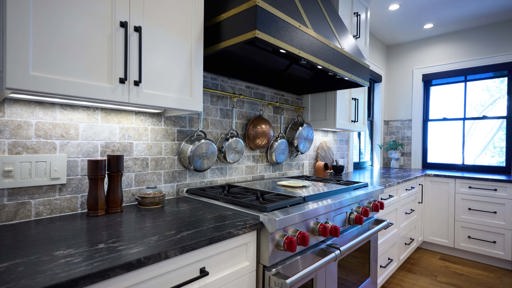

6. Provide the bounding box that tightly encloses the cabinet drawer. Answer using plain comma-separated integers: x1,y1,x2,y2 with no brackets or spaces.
378,187,399,208
455,222,511,260
456,180,512,199
398,194,419,229
378,207,398,245
456,194,512,229
88,231,257,288
377,242,399,286
398,221,418,262
398,180,419,198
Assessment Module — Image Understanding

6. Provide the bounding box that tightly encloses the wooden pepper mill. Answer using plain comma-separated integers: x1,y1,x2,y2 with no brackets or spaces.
87,159,107,216
106,154,124,213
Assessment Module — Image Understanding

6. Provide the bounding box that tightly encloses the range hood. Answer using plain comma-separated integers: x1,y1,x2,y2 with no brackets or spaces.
204,0,371,95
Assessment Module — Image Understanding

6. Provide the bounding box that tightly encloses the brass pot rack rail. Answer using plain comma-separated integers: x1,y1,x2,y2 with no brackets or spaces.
203,88,304,111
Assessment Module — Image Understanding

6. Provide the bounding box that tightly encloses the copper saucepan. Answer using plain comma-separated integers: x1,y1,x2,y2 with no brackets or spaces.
245,110,274,150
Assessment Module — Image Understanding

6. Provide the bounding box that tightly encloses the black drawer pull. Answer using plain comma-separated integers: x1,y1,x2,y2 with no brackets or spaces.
418,183,424,204
134,25,142,86
383,222,394,230
468,207,497,214
380,194,394,201
380,257,394,269
405,186,416,191
119,21,128,84
170,267,209,288
405,209,415,215
404,237,415,246
468,186,498,192
467,235,497,244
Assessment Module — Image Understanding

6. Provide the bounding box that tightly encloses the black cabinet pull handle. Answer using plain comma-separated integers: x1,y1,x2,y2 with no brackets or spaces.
418,183,424,204
467,235,496,244
405,186,415,191
134,25,142,86
119,21,128,84
405,209,415,215
404,237,415,246
170,267,209,288
383,222,394,230
468,186,498,192
468,207,497,214
353,12,361,39
351,98,357,123
380,257,394,269
355,98,359,123
380,194,394,201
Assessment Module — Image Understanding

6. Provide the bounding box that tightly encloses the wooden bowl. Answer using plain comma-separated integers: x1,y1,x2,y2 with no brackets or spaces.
135,191,165,208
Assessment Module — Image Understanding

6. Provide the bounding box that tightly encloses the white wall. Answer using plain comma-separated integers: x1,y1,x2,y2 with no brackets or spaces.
384,19,512,120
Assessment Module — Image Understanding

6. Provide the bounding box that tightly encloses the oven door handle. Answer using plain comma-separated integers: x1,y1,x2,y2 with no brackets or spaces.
266,247,340,288
330,218,390,258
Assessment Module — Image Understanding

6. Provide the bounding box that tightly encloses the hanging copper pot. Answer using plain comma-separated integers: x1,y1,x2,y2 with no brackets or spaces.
245,111,274,150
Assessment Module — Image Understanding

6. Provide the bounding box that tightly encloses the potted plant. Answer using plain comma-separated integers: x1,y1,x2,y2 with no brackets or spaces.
378,140,405,168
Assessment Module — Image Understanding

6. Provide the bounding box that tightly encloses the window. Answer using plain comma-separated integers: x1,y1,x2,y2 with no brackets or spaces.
422,62,512,173
353,81,375,169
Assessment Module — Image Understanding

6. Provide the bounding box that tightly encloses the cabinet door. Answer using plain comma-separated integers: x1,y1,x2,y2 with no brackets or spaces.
423,177,455,247
336,87,367,131
351,0,369,57
5,0,128,102
129,0,203,112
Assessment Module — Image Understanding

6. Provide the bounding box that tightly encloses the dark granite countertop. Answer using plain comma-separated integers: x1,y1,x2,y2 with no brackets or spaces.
344,167,512,188
0,197,260,288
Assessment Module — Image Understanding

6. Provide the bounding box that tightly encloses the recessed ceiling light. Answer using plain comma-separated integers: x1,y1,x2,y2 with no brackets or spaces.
423,23,434,29
388,3,400,11
317,65,323,69
279,49,286,53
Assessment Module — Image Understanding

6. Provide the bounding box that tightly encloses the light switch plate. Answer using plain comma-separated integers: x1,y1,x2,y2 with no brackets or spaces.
0,154,67,188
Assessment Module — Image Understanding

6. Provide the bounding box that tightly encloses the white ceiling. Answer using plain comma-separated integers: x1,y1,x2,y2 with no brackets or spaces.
369,0,512,46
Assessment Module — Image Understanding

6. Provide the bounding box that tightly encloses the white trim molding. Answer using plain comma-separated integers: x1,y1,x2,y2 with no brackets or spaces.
411,53,512,168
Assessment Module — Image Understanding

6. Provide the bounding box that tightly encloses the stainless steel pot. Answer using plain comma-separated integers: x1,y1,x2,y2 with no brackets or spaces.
178,114,217,172
285,114,314,158
245,110,274,150
267,114,289,165
217,106,245,164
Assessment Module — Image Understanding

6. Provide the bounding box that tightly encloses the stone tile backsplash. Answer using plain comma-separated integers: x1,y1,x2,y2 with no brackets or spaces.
382,120,412,168
0,73,350,224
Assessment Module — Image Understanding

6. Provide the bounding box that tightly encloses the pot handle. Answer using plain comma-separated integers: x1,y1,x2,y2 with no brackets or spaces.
227,128,240,138
194,129,208,139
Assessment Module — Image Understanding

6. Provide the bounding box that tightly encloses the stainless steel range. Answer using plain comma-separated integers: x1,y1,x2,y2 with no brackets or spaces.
186,175,390,288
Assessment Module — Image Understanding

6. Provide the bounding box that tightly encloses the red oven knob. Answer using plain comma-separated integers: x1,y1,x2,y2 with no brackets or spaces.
277,234,297,253
377,200,385,210
329,224,341,237
369,201,380,213
349,212,365,225
356,206,370,217
314,222,330,237
296,231,310,247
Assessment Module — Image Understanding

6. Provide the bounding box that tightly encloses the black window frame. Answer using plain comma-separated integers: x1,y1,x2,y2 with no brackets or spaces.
422,62,512,174
353,80,375,169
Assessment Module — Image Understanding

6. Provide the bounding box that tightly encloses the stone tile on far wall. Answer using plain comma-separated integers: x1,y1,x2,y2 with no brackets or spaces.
80,124,118,141
119,126,149,142
0,189,5,203
34,196,79,218
59,141,99,158
0,119,33,140
134,112,163,127
58,105,99,124
0,101,4,118
149,156,175,171
149,127,174,142
5,99,57,121
6,185,58,202
66,159,80,177
34,121,79,140
58,176,88,196
124,157,149,173
0,201,32,223
134,171,162,188
0,141,6,155
100,109,134,125
8,141,57,155
134,143,162,157
208,166,227,179
100,142,134,157
122,173,135,189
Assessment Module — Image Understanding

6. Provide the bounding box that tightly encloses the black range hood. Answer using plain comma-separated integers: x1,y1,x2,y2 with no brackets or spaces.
204,0,371,95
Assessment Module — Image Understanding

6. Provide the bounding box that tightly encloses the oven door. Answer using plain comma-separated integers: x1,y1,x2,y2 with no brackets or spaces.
264,218,389,288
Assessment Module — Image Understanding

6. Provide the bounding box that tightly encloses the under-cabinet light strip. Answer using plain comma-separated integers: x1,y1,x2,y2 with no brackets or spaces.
8,93,163,113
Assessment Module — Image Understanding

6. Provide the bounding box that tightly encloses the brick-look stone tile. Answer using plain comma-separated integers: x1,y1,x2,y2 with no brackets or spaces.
59,141,99,158
34,196,79,218
134,112,163,127
149,156,174,171
134,143,162,156
134,172,162,188
34,122,79,140
6,186,57,201
122,173,134,189
100,109,134,125
119,126,149,142
0,119,33,140
80,124,118,141
8,141,57,155
0,141,6,155
163,142,180,157
0,101,5,118
164,115,188,129
150,127,173,142
163,170,187,184
79,194,87,211
0,189,5,203
208,166,227,179
124,157,149,173
66,159,80,177
58,105,99,123
5,99,57,120
0,201,32,223
59,176,88,196
100,142,134,157
244,165,259,176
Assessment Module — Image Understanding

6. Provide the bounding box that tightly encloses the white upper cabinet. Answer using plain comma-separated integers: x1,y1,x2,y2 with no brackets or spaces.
305,87,367,132
338,0,370,58
2,0,203,114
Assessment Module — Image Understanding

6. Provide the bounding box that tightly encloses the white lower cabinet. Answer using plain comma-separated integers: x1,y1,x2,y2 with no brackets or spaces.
87,231,257,288
377,239,398,285
423,177,455,247
455,221,512,260
398,220,419,263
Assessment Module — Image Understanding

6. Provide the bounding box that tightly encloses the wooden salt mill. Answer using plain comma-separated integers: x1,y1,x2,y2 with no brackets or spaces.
106,154,124,213
87,159,106,216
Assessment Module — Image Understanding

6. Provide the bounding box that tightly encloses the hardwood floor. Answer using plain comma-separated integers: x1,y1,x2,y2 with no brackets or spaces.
381,248,512,288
